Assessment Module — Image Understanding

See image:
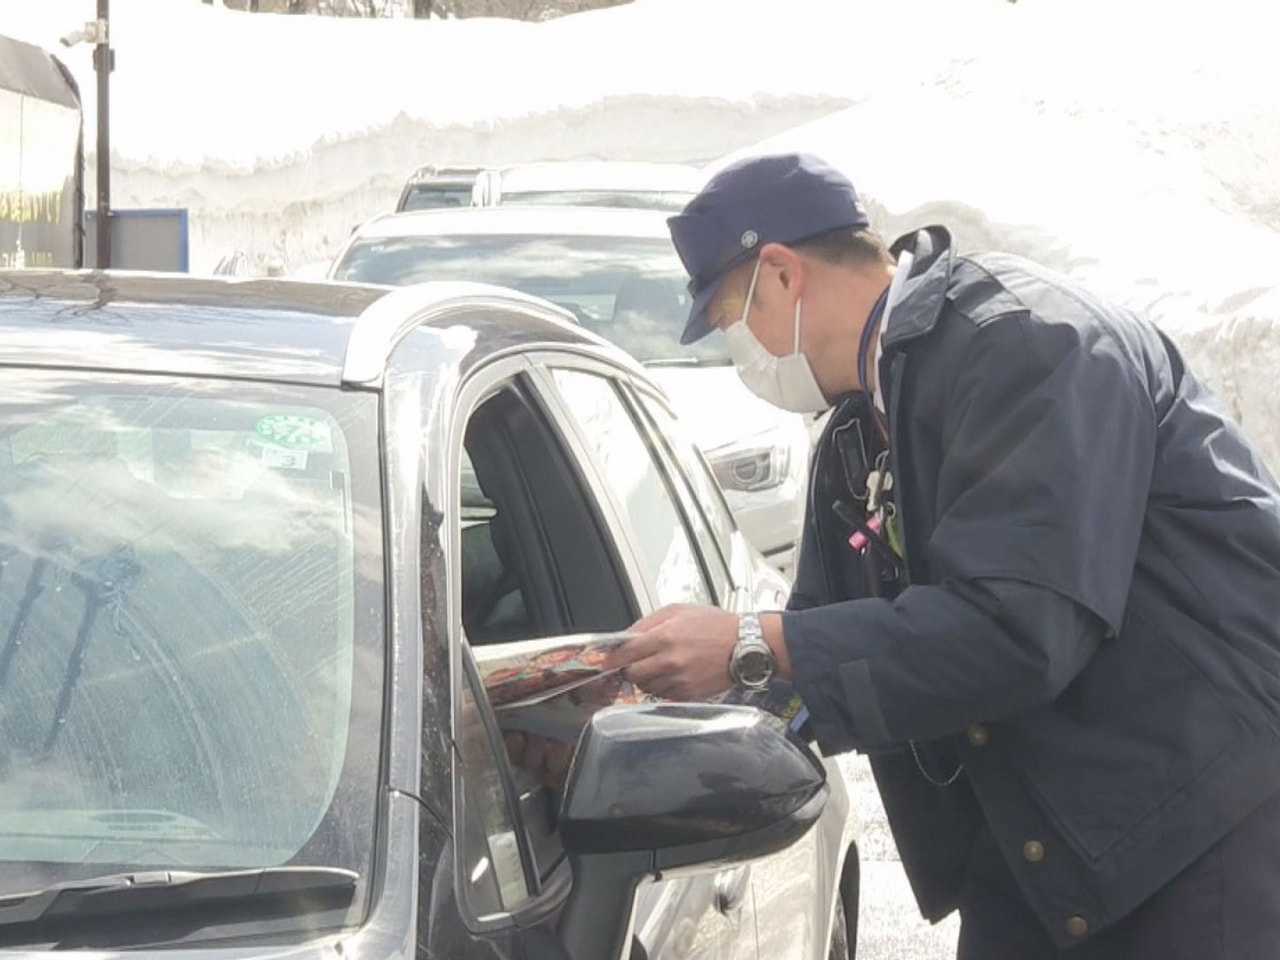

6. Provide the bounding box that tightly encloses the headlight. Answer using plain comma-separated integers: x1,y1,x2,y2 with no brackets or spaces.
709,442,792,492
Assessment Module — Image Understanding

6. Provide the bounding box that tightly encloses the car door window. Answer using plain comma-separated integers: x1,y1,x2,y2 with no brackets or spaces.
628,386,735,599
550,368,714,608
459,385,637,645
447,377,643,922
633,391,739,553
459,446,535,645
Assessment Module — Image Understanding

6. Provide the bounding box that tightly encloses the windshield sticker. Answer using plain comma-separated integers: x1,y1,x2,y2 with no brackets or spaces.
254,415,332,452
261,445,309,470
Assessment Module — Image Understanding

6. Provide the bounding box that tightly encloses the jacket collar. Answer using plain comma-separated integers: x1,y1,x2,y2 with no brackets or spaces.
882,225,955,350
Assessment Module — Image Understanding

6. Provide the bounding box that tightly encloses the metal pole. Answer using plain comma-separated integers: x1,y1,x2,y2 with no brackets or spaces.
94,0,111,269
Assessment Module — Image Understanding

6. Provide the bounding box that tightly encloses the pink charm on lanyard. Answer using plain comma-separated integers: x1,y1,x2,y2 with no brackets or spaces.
849,515,883,553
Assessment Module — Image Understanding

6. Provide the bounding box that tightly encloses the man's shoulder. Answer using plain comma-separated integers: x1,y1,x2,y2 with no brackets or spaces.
945,254,1033,328
929,254,1171,411
946,253,1155,354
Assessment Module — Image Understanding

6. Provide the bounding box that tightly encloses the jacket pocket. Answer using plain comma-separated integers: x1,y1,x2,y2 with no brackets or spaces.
1000,605,1245,861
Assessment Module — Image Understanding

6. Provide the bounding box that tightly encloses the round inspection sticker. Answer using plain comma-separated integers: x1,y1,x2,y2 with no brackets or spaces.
255,414,332,451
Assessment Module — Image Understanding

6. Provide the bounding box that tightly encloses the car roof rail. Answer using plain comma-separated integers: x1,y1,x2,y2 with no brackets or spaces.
341,281,577,387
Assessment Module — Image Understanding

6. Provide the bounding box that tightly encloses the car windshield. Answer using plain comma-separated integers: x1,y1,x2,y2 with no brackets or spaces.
332,233,731,364
0,370,385,917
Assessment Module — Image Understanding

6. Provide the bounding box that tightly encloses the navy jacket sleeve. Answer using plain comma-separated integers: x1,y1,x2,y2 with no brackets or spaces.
784,313,1157,754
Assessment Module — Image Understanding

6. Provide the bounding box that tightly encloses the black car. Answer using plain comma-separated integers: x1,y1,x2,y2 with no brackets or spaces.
0,271,859,959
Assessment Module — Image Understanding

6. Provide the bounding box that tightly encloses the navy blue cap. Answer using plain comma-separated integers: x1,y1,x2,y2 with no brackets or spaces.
668,153,870,345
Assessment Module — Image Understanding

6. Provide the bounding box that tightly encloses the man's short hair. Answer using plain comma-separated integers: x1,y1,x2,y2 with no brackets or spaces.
794,227,893,269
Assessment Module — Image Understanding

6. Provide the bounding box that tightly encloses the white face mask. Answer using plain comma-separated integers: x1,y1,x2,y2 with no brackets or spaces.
722,260,830,414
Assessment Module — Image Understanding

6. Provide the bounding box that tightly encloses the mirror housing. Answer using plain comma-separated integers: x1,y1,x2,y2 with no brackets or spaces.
556,703,828,960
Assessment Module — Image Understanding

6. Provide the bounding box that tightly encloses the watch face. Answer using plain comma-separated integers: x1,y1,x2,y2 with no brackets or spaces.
737,648,773,685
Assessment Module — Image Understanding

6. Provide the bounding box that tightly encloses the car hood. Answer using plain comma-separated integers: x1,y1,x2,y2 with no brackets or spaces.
645,366,804,453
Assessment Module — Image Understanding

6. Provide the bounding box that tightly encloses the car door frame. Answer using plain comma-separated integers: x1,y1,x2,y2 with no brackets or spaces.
619,379,842,958
524,350,764,960
442,351,574,939
438,342,755,960
526,354,856,960
439,346,675,945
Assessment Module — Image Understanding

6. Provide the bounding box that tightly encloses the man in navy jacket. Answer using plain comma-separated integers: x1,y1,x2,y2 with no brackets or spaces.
611,153,1280,959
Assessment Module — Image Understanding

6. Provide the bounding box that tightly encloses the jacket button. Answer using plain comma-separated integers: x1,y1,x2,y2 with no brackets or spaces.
1022,840,1045,863
1065,916,1089,939
966,724,989,747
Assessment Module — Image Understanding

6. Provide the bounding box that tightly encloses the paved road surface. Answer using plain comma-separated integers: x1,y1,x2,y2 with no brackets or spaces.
838,754,960,960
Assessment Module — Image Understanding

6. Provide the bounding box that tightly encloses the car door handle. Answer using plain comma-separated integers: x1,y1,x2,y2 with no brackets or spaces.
714,866,751,916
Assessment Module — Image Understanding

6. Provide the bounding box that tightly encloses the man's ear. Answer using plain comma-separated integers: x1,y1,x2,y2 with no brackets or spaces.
759,243,805,298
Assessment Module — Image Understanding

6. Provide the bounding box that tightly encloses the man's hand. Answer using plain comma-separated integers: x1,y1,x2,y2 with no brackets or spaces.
608,604,739,700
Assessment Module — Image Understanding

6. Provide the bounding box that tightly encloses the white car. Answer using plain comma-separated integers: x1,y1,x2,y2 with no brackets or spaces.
395,160,704,214
474,161,704,212
328,206,809,573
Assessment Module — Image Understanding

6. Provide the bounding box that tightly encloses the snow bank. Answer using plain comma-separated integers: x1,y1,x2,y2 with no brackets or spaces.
105,92,846,274
715,0,1280,469
2,0,864,269
3,0,1279,465
4,0,990,169
3,0,1047,272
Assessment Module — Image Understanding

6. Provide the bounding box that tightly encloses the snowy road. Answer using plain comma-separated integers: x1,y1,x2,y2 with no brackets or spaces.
838,755,959,960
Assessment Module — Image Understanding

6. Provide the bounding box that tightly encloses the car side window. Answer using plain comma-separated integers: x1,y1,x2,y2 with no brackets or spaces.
633,389,739,566
549,368,714,608
626,386,734,600
459,385,638,644
458,446,534,646
447,377,643,922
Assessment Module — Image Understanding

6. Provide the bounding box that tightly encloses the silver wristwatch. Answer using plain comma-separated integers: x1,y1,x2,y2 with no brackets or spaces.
730,612,776,690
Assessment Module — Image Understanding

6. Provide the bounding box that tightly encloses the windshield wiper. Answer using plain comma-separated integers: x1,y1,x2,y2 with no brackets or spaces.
642,357,732,368
0,866,358,929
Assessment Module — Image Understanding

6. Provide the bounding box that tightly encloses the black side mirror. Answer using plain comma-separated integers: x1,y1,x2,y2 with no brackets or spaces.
555,703,827,960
